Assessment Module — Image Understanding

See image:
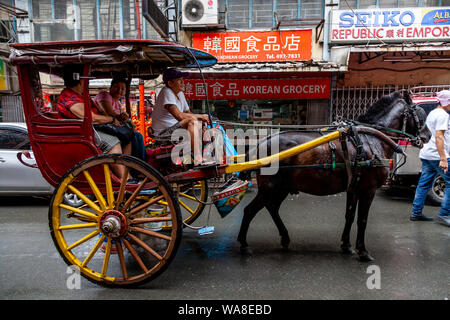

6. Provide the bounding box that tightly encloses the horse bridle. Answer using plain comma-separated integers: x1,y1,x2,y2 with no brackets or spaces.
351,99,426,148
399,100,427,148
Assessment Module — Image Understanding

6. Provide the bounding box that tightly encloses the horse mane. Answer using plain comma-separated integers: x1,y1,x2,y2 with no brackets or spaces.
356,91,403,124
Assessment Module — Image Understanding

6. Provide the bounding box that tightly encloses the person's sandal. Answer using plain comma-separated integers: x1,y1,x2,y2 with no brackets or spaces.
193,160,217,168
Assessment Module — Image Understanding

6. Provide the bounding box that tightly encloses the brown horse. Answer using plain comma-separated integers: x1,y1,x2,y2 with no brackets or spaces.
237,91,431,261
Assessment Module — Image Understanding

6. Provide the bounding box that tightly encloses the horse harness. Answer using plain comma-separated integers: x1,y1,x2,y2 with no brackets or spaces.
279,124,390,193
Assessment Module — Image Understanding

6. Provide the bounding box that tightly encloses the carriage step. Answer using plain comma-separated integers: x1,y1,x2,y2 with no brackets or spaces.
198,226,215,236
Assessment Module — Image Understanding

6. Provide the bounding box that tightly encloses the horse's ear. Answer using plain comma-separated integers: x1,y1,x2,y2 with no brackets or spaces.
402,90,413,105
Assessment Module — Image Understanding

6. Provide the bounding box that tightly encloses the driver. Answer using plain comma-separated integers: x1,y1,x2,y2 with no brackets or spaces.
151,68,211,166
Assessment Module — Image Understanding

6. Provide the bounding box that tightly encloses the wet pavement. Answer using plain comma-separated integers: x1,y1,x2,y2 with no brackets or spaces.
0,187,448,300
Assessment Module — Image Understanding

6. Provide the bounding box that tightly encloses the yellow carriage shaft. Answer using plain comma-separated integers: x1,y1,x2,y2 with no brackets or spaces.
225,130,342,174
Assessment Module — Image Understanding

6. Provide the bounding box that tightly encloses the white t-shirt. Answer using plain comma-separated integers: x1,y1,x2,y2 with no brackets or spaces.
151,87,190,135
419,107,450,160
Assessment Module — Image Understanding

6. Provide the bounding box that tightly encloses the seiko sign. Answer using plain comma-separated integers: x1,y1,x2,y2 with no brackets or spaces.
330,7,450,43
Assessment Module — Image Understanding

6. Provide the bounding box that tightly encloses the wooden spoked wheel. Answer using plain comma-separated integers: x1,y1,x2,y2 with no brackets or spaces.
171,180,208,229
49,154,182,287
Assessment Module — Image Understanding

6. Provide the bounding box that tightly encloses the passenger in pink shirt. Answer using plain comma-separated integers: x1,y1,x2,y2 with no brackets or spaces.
93,78,129,122
94,78,132,155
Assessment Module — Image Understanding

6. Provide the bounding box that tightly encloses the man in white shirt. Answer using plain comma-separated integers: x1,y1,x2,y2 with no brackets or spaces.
152,68,210,165
411,90,450,227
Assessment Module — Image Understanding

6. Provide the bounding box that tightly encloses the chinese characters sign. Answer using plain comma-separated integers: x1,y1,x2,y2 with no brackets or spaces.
192,30,312,62
184,78,330,100
331,7,450,43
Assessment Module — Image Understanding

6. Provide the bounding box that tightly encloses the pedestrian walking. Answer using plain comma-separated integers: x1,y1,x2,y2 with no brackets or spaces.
410,90,450,226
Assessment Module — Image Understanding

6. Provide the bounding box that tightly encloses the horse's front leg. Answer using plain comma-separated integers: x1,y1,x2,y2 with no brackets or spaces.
355,188,376,262
341,191,358,255
237,192,265,255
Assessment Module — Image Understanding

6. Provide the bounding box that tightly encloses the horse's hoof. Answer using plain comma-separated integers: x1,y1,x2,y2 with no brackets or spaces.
240,246,253,256
358,252,374,262
281,237,290,250
341,246,355,255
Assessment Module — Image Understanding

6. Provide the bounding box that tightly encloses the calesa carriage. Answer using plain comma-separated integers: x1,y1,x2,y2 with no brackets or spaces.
9,40,428,287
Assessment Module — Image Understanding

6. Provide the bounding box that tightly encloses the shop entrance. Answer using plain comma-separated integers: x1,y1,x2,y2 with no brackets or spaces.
191,99,318,126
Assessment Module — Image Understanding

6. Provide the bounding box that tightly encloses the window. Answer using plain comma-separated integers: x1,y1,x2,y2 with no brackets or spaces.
227,0,250,29
299,0,323,19
227,0,323,29
252,0,273,28
420,0,439,6
277,0,299,21
339,0,447,8
0,128,30,150
32,0,75,42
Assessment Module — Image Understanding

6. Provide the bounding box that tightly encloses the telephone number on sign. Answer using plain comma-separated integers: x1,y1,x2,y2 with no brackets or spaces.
274,53,303,59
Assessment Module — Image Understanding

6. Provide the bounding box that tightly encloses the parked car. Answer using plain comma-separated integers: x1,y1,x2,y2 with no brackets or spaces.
386,87,449,205
0,122,84,206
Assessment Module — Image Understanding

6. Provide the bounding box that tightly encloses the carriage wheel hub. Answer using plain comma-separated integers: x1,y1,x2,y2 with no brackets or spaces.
100,210,127,238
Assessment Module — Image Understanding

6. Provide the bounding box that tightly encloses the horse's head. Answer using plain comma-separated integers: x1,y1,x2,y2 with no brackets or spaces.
401,91,431,148
357,91,431,148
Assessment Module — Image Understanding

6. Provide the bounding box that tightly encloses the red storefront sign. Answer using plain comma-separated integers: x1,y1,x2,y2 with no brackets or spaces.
192,30,312,62
184,78,330,100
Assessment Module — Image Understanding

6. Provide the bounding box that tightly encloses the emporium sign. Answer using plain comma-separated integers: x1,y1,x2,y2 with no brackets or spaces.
331,7,450,43
192,30,312,62
184,78,330,100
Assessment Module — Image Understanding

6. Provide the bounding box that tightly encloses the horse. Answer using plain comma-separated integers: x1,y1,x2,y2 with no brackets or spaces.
237,91,431,261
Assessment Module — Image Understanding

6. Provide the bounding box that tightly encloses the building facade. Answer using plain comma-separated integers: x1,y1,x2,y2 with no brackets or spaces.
179,0,450,126
329,0,450,120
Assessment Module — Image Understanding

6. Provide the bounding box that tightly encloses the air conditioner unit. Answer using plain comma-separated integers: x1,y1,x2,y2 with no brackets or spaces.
181,0,218,28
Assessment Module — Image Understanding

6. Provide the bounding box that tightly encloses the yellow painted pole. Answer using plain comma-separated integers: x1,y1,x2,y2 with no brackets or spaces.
224,130,342,174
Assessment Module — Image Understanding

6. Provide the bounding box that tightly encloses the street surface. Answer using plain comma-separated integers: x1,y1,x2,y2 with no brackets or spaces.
0,187,448,300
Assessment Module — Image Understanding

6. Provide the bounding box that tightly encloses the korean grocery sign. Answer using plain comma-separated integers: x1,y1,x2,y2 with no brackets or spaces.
184,78,330,100
192,30,312,62
331,7,450,43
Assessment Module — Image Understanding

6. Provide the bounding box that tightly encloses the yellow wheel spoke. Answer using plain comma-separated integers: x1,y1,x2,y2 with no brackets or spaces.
103,164,115,209
157,200,169,206
101,238,112,277
59,204,99,221
83,170,107,210
67,229,100,251
82,234,105,267
178,192,197,202
59,222,98,230
67,185,102,214
179,199,195,215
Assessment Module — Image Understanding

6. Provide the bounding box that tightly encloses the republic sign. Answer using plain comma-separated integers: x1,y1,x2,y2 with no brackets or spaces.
330,7,450,43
